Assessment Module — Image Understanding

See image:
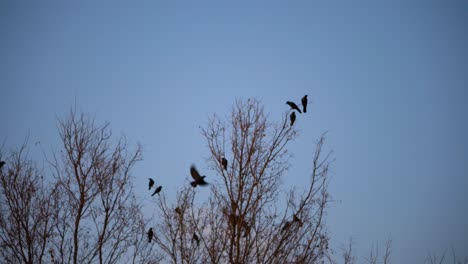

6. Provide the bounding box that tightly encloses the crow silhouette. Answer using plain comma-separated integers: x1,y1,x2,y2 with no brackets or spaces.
286,101,302,113
147,228,154,243
221,157,228,170
175,207,182,215
190,165,208,187
301,95,308,113
148,178,155,190
293,214,303,227
192,233,200,246
290,111,296,127
0,161,5,169
151,186,162,196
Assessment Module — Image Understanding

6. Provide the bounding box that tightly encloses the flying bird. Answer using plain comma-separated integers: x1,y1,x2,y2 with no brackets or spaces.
0,161,5,169
290,111,296,127
301,95,308,113
286,101,302,113
147,228,154,243
148,178,155,190
221,157,228,170
190,165,209,187
151,186,162,196
192,233,200,246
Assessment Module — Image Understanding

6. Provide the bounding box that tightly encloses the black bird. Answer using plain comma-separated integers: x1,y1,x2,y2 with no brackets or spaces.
175,207,182,215
190,165,209,187
293,214,303,227
301,95,308,113
151,186,162,196
290,111,296,127
221,157,228,170
148,178,155,190
192,233,200,246
147,228,154,243
286,101,302,113
0,161,5,169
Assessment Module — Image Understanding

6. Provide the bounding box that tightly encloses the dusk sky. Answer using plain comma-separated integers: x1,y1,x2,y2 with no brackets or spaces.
1,1,467,263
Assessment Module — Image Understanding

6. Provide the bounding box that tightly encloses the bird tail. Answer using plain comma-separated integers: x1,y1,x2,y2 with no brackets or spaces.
303,105,307,113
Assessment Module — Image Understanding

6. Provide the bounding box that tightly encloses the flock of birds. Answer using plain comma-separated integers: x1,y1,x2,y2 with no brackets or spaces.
287,94,309,127
146,95,309,244
0,95,310,246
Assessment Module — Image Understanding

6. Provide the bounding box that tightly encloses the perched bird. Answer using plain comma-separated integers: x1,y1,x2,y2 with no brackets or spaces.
192,233,200,246
282,221,292,232
148,178,155,190
286,101,302,113
221,157,228,170
290,111,296,127
190,165,209,187
175,207,182,215
0,161,5,169
147,228,154,243
151,186,162,196
293,214,303,227
301,95,308,113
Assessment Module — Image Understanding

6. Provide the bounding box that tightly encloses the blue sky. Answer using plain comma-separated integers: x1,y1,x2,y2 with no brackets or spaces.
1,1,467,262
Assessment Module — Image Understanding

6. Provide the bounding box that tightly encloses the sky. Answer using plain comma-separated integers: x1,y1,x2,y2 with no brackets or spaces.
1,1,467,262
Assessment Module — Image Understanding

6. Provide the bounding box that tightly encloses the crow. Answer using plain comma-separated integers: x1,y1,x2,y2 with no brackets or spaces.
192,233,200,246
293,214,303,227
286,101,302,113
151,186,162,196
0,161,5,169
282,221,292,232
175,207,182,215
147,228,154,243
190,165,209,187
148,178,155,190
301,95,308,113
290,111,296,127
221,157,228,170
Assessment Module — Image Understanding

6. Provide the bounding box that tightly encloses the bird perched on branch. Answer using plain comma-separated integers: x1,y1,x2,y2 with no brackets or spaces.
148,178,155,190
301,95,308,113
190,165,209,187
221,157,228,170
192,233,200,246
151,186,162,196
147,228,154,243
175,207,182,215
290,111,296,127
286,101,302,113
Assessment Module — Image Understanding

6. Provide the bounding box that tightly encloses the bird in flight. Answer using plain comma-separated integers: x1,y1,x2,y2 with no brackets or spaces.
301,95,308,113
221,157,228,170
190,165,209,187
286,101,302,113
290,111,296,127
147,228,154,243
151,186,162,196
148,178,155,190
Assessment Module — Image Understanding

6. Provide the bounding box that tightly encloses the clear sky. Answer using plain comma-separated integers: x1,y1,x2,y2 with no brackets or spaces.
1,1,467,262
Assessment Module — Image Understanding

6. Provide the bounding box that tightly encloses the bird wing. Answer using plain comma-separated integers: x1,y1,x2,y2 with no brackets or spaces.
190,165,202,181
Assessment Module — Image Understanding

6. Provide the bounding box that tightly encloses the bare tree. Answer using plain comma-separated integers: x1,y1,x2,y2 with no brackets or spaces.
48,109,156,264
0,143,57,264
152,98,332,263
